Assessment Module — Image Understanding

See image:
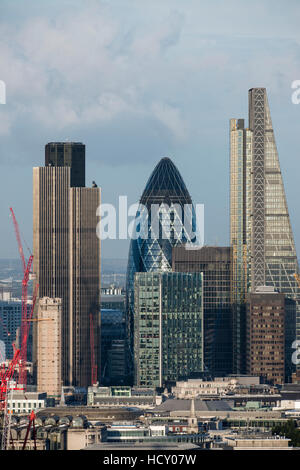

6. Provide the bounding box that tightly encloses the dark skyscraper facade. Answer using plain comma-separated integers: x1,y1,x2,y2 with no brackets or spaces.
33,143,101,388
126,157,198,378
246,287,287,385
45,142,85,187
134,271,203,388
172,246,232,377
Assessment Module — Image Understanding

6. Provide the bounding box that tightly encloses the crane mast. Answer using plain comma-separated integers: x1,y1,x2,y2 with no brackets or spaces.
9,208,37,389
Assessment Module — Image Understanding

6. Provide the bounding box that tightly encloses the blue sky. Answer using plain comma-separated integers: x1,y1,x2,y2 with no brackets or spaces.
1,0,300,259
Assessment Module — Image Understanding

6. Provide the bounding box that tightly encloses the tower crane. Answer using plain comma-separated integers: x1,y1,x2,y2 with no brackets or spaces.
22,410,36,451
0,345,21,450
9,208,37,389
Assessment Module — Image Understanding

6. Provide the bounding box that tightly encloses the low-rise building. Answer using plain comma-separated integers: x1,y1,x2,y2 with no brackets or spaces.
172,378,239,398
106,423,167,442
7,391,48,414
87,385,159,408
219,435,291,450
66,427,107,450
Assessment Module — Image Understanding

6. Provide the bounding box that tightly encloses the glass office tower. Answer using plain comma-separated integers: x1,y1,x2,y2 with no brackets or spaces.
230,88,299,373
172,246,232,377
133,272,203,388
230,118,253,373
126,157,198,376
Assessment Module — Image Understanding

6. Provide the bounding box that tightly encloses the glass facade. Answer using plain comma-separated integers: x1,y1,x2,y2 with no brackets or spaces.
172,246,232,377
0,301,32,361
230,118,252,373
126,157,198,375
133,272,203,388
230,88,299,374
262,94,299,313
100,309,125,385
45,142,85,187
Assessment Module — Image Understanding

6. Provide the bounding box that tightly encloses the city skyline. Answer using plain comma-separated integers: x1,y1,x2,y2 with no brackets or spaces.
1,0,300,261
2,1,300,453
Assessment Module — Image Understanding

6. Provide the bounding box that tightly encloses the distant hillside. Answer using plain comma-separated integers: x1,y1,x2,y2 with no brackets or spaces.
1,258,128,276
0,259,22,269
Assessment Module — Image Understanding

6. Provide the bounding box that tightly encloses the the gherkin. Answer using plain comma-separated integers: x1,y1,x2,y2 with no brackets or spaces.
126,157,198,375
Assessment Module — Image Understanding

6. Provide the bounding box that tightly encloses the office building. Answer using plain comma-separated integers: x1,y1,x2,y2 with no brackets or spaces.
230,88,299,372
87,385,157,408
101,309,126,385
230,118,252,373
37,297,62,397
7,391,48,415
33,142,101,388
126,157,198,379
106,340,126,384
172,246,232,376
172,377,241,398
69,186,101,387
246,287,286,385
0,299,32,360
0,299,21,360
101,292,125,312
45,142,85,187
133,272,203,388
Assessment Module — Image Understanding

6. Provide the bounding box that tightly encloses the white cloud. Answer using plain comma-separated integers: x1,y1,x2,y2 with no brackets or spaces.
0,109,13,136
151,102,187,141
0,0,300,152
0,4,189,140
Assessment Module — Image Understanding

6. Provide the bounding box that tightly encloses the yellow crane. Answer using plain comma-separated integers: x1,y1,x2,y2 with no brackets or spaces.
293,273,300,288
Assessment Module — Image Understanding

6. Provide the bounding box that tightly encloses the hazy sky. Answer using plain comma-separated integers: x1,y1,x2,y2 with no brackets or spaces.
1,0,300,260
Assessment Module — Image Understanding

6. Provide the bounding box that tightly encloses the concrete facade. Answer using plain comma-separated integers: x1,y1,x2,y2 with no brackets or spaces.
37,297,62,397
246,287,285,385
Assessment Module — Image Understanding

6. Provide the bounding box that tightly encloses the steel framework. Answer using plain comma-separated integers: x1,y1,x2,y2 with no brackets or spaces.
9,208,38,389
249,88,266,290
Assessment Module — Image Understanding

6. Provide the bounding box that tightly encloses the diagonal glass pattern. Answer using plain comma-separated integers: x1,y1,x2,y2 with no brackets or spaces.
231,88,300,377
126,158,198,371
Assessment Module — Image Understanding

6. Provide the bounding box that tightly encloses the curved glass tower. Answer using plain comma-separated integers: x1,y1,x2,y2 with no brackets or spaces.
126,157,198,375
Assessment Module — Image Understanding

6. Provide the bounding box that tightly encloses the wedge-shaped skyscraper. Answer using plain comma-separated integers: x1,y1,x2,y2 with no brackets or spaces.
230,88,299,373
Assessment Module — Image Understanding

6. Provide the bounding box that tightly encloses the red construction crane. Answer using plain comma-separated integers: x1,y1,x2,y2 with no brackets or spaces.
90,313,97,385
0,347,20,406
19,284,39,387
22,410,36,451
0,345,21,450
9,207,36,389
